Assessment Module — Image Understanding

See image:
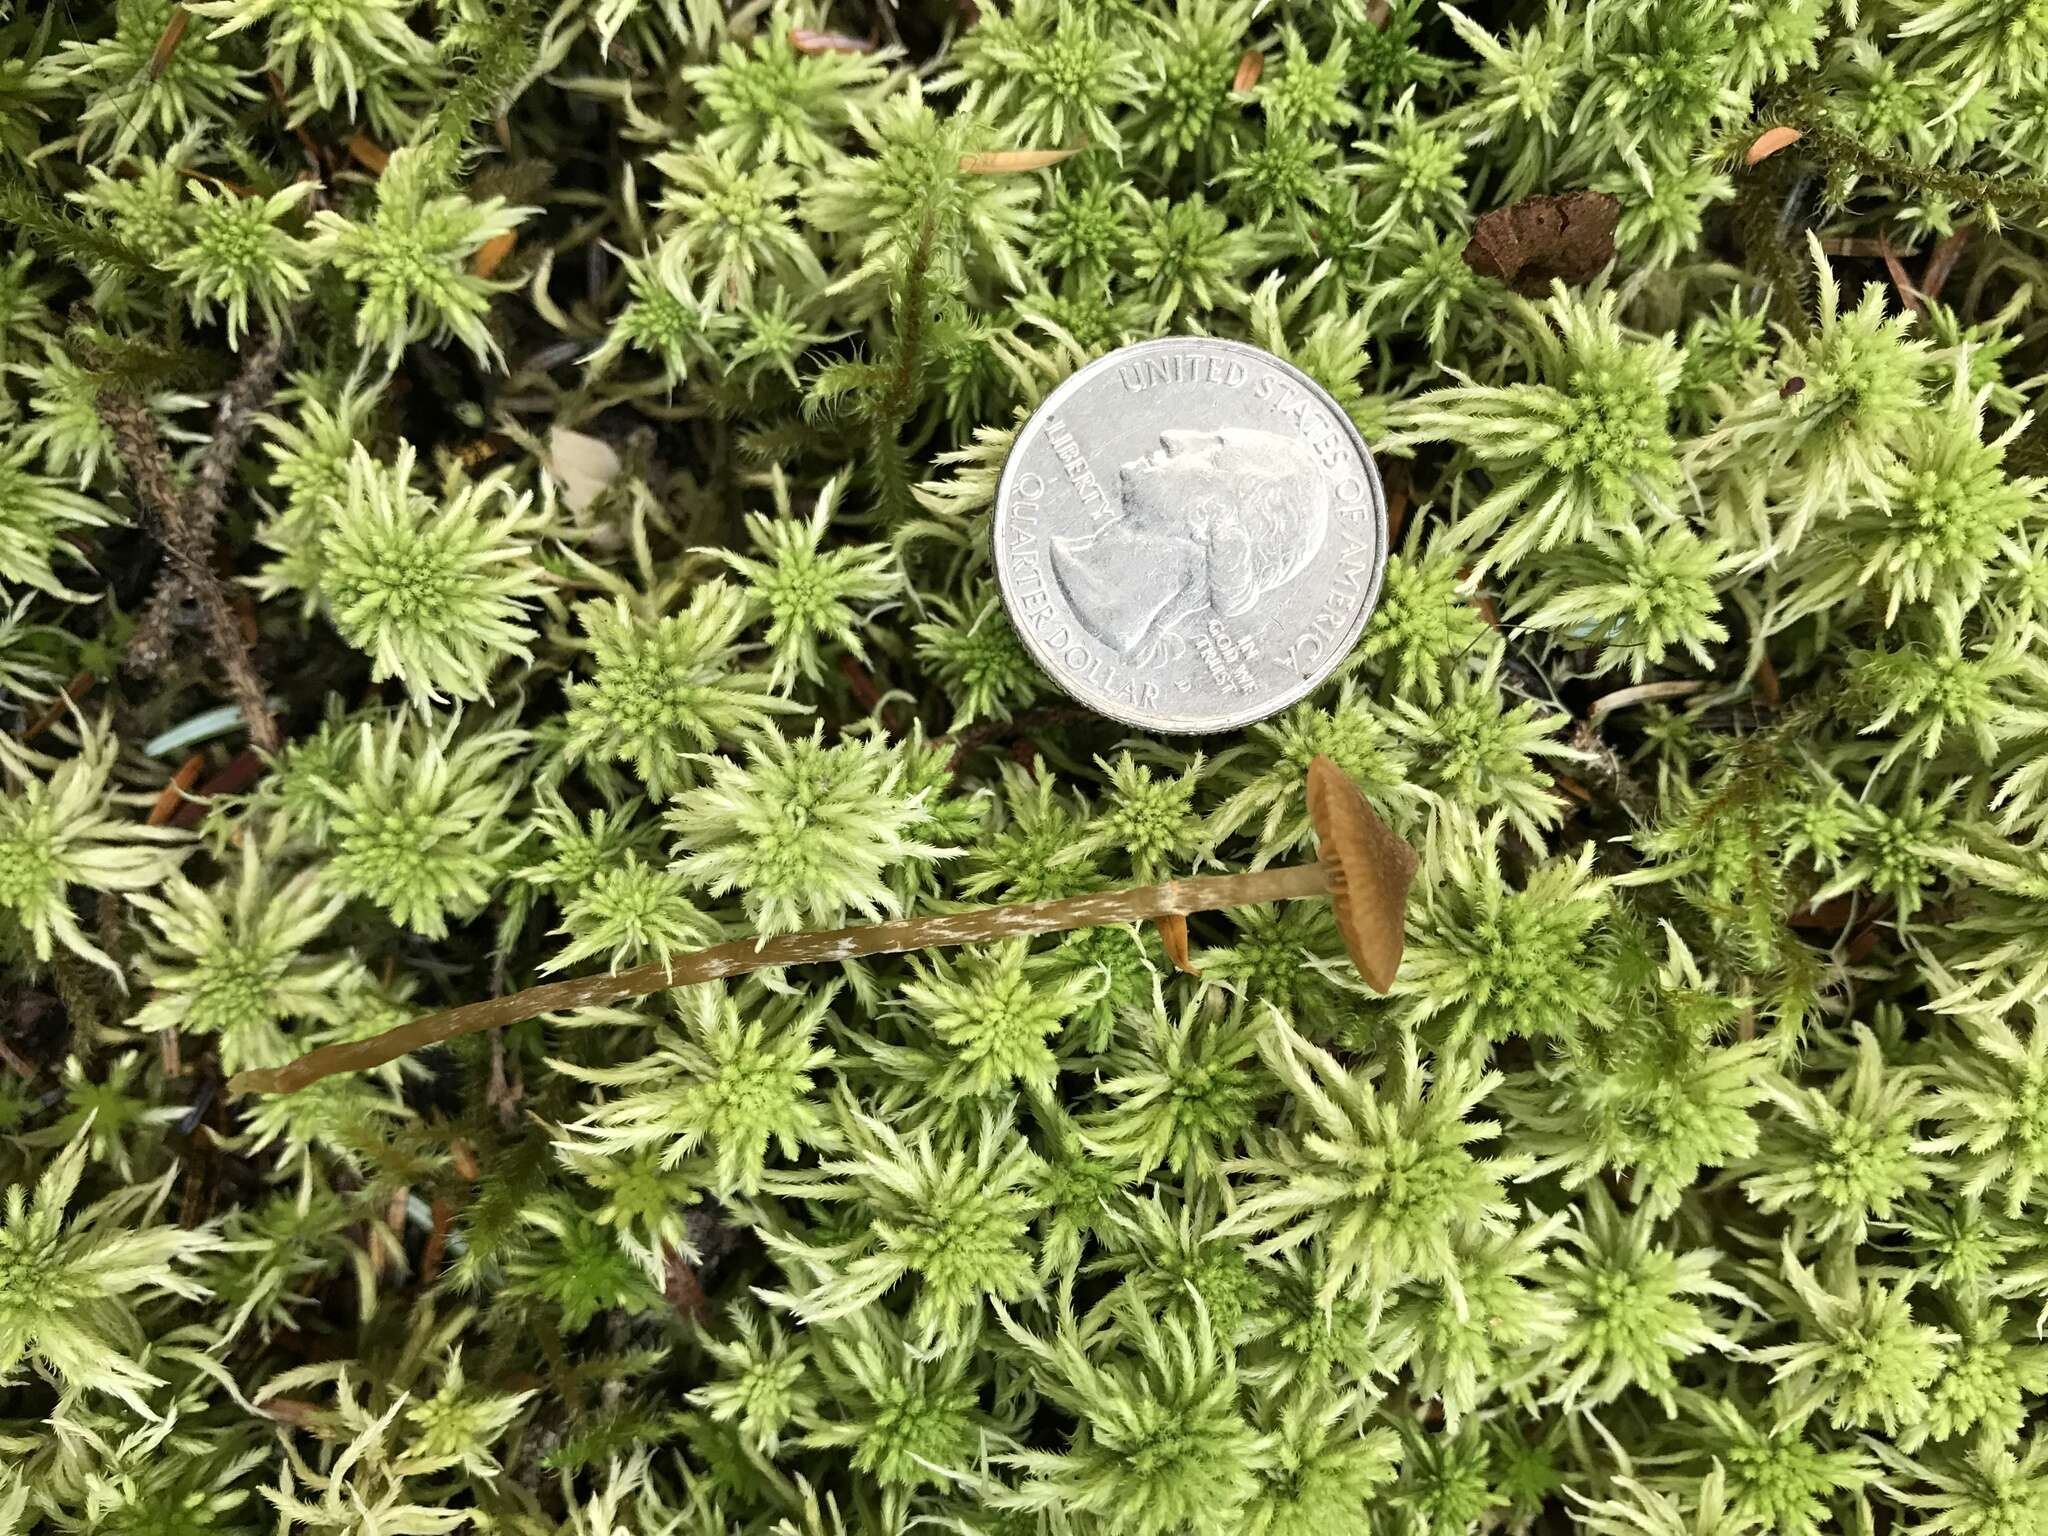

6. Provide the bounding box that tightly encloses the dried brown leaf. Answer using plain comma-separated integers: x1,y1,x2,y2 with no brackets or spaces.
790,27,876,54
664,1245,711,1322
420,1196,455,1285
176,168,261,199
258,1397,321,1426
1462,190,1619,294
1744,126,1804,167
347,133,390,173
1465,574,1503,635
959,147,1084,174
453,434,508,469
1384,462,1410,546
472,230,517,279
1756,653,1782,708
1788,896,1858,930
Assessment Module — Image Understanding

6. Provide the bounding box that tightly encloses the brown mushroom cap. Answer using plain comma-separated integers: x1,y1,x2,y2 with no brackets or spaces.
1306,754,1417,993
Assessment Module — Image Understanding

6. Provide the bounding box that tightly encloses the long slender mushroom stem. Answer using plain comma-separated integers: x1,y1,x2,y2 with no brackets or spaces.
231,756,1416,1100
230,864,1331,1098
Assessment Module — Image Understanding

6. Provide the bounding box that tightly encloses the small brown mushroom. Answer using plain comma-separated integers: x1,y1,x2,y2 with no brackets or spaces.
229,756,1415,1098
1306,754,1416,992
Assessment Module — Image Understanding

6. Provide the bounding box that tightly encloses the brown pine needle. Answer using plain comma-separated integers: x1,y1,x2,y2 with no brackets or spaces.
347,134,391,173
472,230,518,279
21,671,97,742
147,754,207,827
148,7,191,80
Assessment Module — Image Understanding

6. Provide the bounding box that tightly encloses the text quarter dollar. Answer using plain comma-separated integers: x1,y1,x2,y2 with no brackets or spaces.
993,337,1387,733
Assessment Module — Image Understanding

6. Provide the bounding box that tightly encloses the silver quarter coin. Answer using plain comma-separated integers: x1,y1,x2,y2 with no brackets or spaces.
994,337,1387,734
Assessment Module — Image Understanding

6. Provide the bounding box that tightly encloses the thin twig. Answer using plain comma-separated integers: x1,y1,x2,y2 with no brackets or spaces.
838,656,883,711
169,748,269,830
147,753,207,827
1920,227,1972,304
20,670,96,741
125,586,181,674
98,387,278,748
1587,679,1708,727
264,70,330,192
1568,720,1656,824
486,1030,523,1127
1876,238,1925,316
190,327,291,528
97,389,185,530
420,1196,455,1286
147,7,191,80
97,330,291,754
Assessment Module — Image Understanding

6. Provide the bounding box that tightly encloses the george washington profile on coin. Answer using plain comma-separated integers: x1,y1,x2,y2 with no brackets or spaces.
1048,426,1332,664
994,338,1385,734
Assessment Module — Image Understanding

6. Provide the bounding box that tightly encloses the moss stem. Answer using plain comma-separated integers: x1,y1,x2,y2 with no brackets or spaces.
230,862,1330,1097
